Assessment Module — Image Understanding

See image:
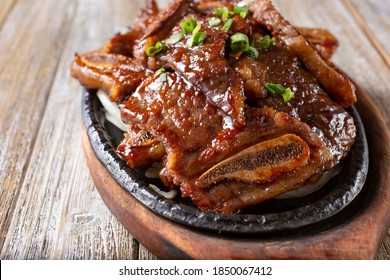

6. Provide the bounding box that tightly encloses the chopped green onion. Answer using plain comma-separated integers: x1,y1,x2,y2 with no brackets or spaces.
196,32,207,44
165,32,183,44
187,32,206,47
154,67,166,77
187,24,206,47
182,18,197,34
230,32,250,52
192,23,201,35
254,35,275,50
159,72,168,82
215,7,231,19
234,5,249,18
146,41,165,57
281,88,294,101
265,83,294,101
222,18,233,31
246,46,259,59
208,17,221,27
265,83,285,95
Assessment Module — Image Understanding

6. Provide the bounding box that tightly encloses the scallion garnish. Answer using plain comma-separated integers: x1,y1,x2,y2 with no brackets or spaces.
208,17,221,27
265,83,294,101
166,32,183,44
192,23,201,35
233,5,249,18
222,18,233,31
246,46,259,59
146,41,165,57
187,24,206,47
154,67,166,77
230,32,250,52
254,35,275,50
215,7,231,19
187,32,206,47
182,18,198,34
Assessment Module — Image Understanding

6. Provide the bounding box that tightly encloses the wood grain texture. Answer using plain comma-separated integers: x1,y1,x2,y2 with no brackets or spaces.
0,0,389,259
343,0,390,260
0,0,150,260
0,0,16,29
346,0,390,68
0,0,78,252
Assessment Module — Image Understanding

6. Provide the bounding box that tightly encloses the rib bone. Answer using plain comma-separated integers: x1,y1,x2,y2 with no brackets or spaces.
196,134,310,187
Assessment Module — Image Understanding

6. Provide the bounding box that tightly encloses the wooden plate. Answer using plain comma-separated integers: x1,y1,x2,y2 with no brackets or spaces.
81,87,390,259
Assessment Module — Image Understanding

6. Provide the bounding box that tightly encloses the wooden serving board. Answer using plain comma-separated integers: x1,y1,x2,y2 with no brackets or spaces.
81,87,390,259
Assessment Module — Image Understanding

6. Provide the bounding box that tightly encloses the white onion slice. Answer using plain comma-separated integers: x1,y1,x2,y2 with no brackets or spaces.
97,90,128,132
148,184,178,199
145,162,163,179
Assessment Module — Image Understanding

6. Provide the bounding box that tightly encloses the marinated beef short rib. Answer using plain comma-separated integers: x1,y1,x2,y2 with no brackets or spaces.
121,72,333,213
71,0,357,213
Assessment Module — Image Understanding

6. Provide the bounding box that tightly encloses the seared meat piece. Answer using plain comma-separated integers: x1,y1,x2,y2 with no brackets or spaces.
132,0,191,68
103,32,140,57
160,14,246,126
70,51,151,102
191,111,332,213
121,72,225,176
104,0,160,56
297,27,339,60
248,0,356,108
195,0,235,14
232,43,356,163
121,72,332,213
132,0,160,31
141,0,191,41
117,125,165,168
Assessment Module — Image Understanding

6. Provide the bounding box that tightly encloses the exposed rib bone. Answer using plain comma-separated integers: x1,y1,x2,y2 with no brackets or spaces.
196,134,310,187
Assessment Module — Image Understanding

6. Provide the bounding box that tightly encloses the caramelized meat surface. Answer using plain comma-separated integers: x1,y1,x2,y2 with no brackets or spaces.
71,0,357,213
160,14,247,125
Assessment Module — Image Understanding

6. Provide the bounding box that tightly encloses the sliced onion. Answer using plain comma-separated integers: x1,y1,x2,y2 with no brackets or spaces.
97,90,128,131
148,184,178,199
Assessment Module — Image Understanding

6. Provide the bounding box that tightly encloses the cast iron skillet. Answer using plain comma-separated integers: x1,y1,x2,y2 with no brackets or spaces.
82,89,369,235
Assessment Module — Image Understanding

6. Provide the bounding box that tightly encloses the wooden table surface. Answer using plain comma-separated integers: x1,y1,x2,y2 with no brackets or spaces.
1,0,389,260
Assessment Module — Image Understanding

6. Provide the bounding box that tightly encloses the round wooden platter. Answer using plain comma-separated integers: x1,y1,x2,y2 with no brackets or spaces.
81,86,390,259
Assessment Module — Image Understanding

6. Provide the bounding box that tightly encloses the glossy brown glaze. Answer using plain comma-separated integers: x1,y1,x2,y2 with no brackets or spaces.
121,72,333,212
248,0,357,108
160,14,248,125
232,44,356,164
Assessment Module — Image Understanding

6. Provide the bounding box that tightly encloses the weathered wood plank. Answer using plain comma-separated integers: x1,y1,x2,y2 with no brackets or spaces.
0,0,78,252
0,0,146,260
0,0,17,29
346,0,390,68
343,10,390,264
